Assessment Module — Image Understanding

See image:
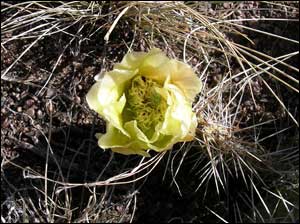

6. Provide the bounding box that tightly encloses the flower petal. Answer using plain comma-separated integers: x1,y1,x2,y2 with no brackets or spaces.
115,51,147,70
86,68,138,136
123,120,178,152
86,81,102,113
111,147,150,157
115,48,166,73
124,119,163,144
99,69,138,103
148,134,176,152
160,83,197,140
168,60,202,102
98,124,149,156
138,48,170,84
102,93,128,135
98,124,130,148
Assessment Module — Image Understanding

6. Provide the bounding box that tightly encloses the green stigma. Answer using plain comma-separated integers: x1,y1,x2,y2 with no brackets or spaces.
124,75,167,134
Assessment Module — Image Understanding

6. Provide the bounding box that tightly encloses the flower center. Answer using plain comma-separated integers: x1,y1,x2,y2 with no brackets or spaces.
124,75,167,134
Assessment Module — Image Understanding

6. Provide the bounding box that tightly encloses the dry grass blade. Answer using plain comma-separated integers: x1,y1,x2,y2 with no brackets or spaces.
205,206,229,223
1,23,59,79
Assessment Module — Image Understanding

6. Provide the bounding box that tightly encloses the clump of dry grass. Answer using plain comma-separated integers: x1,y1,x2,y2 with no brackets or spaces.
1,1,299,222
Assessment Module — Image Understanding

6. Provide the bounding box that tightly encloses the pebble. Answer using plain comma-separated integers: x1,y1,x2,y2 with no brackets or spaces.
223,2,230,9
74,96,81,104
233,77,240,82
2,118,9,128
37,110,43,119
25,99,35,107
73,62,81,70
244,100,252,106
46,101,54,114
235,10,242,16
255,105,262,111
260,98,269,103
32,136,39,144
24,116,29,122
46,88,56,99
26,107,36,118
17,106,22,112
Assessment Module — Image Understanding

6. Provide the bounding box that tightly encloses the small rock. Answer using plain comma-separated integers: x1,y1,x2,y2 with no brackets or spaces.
5,32,12,38
260,98,269,103
223,2,230,9
25,99,35,107
24,116,29,122
32,136,39,144
73,62,81,70
208,8,216,16
46,88,56,99
116,205,125,213
26,107,36,118
233,77,240,82
235,10,242,16
74,96,81,104
17,106,22,112
255,105,262,112
2,118,9,128
37,110,43,119
46,101,54,114
244,100,252,106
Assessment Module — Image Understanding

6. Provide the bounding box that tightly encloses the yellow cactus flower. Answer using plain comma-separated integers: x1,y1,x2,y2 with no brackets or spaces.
86,48,202,156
